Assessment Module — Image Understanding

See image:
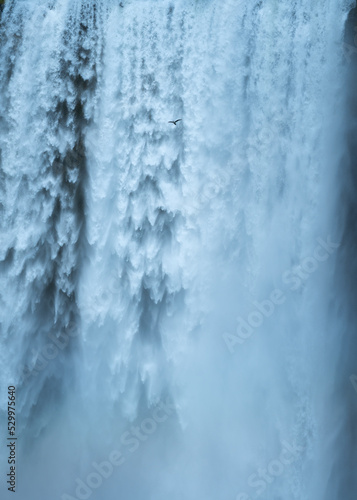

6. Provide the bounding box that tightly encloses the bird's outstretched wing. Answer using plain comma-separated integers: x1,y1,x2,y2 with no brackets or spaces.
175,119,182,123
168,119,182,125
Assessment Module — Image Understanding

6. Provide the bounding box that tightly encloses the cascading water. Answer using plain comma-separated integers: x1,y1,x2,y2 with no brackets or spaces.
0,1,356,500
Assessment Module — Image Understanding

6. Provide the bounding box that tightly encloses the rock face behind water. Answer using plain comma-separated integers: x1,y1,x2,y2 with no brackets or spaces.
345,7,357,53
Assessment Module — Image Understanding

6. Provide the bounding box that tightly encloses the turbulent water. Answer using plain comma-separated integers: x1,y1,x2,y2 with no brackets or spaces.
0,1,356,499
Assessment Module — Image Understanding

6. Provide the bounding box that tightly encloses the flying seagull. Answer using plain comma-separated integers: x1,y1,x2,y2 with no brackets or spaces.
168,119,182,126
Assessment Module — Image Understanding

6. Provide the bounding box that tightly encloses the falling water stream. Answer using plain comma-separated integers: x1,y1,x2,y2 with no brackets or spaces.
0,1,356,499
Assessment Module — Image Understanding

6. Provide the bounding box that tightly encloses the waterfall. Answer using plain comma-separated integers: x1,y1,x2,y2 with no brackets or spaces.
0,1,356,500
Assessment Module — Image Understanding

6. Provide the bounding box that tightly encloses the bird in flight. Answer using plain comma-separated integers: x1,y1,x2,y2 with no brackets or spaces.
168,119,182,126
